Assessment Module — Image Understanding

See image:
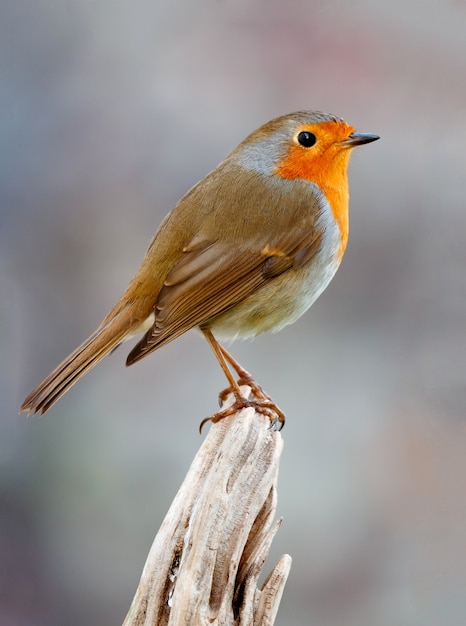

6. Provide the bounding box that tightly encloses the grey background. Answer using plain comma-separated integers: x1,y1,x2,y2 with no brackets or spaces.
1,1,466,624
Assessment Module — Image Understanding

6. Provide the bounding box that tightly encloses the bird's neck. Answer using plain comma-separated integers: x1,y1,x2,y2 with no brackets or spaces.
276,151,350,260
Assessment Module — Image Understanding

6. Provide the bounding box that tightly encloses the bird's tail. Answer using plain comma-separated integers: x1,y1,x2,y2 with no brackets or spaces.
20,310,135,415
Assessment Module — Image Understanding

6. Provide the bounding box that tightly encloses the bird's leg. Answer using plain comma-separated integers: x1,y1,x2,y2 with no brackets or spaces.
202,329,245,404
200,328,285,432
218,343,272,403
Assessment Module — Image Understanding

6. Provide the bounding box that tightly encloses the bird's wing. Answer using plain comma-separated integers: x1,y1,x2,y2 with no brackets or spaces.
125,223,323,365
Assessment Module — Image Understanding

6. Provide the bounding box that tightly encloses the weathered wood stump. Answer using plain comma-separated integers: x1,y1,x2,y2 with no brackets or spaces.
123,388,290,626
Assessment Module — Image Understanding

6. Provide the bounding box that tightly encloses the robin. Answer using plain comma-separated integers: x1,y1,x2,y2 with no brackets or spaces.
20,110,379,428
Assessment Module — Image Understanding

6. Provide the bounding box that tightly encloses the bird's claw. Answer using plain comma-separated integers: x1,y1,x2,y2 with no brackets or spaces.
202,385,285,434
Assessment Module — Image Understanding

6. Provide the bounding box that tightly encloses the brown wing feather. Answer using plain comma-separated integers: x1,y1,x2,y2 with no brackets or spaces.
126,225,323,365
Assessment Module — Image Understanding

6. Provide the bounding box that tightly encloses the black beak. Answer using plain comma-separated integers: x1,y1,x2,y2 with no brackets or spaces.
341,132,380,147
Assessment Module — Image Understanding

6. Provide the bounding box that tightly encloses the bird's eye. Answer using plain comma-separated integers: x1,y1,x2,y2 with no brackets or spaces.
297,131,317,147
296,131,317,148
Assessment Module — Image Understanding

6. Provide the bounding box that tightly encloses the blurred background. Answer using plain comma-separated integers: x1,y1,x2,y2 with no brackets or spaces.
1,0,466,624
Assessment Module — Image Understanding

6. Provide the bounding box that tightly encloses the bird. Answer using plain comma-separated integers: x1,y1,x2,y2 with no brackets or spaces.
20,110,379,428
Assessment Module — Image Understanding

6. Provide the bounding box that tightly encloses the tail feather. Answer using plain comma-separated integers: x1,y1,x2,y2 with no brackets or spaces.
20,312,134,415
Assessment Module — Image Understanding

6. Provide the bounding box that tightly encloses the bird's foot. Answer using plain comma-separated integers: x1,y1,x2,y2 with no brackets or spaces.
200,384,285,433
218,373,275,406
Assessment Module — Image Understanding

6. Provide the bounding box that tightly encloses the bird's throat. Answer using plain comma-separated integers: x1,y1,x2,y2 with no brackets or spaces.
276,148,350,260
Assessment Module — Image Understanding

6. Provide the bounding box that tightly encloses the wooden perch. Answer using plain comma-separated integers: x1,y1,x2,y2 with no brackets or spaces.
123,387,291,626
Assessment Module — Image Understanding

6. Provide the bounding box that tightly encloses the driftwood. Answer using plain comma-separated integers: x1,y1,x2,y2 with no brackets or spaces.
123,387,291,626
